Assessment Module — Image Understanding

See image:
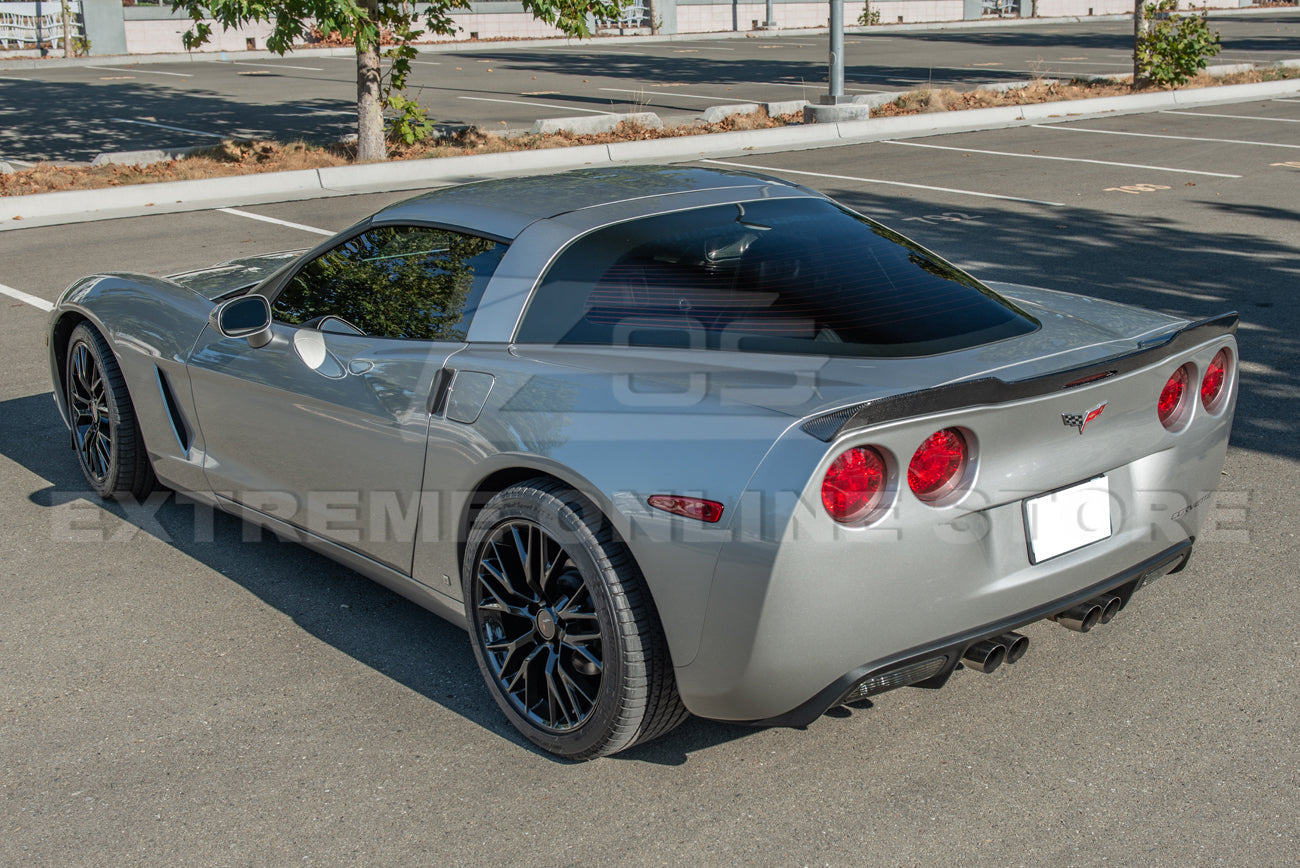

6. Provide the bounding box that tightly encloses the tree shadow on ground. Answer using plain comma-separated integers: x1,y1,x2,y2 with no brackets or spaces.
0,78,353,162
447,48,1038,95
912,13,1300,56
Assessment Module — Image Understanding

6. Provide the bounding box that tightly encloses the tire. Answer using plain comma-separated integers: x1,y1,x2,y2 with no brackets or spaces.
65,323,157,501
463,478,689,759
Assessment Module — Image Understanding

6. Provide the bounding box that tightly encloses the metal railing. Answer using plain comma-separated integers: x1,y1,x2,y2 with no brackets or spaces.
981,0,1019,16
596,0,650,31
0,2,84,49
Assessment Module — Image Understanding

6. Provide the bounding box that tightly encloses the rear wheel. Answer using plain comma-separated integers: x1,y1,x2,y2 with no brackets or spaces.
65,323,157,500
463,479,688,759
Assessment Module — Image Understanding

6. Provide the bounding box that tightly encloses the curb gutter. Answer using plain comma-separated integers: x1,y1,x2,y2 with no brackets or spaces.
3,76,1298,230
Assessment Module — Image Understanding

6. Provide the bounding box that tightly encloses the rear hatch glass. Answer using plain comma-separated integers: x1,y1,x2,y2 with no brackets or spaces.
517,198,1038,357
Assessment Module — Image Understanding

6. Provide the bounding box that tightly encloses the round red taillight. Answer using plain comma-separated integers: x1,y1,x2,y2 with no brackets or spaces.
908,428,968,502
1200,349,1230,411
822,446,887,523
1158,365,1190,429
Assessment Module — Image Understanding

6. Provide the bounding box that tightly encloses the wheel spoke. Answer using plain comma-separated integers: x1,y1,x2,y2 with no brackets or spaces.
92,432,111,477
508,524,534,591
480,539,533,606
538,543,568,599
504,643,547,697
542,652,573,729
561,641,603,675
488,629,536,686
556,665,596,718
475,574,531,620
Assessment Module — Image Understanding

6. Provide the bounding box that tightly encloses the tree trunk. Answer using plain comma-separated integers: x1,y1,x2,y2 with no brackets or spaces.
647,0,658,33
61,0,72,57
356,38,386,162
1133,0,1150,89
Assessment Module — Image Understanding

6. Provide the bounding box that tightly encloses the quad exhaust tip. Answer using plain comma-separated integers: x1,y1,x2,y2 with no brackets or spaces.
961,639,1006,674
999,631,1030,664
1052,595,1122,632
961,631,1029,674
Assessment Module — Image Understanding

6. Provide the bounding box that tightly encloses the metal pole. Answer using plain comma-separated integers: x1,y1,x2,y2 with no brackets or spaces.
827,0,845,103
765,0,776,28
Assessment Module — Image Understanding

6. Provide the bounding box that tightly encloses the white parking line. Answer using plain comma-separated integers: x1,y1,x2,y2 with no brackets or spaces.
85,66,192,78
110,117,227,138
458,96,616,115
1023,60,1127,66
0,283,53,312
1275,98,1300,104
226,60,324,71
218,208,334,236
599,87,745,102
1161,110,1300,124
752,80,881,93
294,105,355,116
700,160,1065,206
884,140,1242,177
1031,125,1300,150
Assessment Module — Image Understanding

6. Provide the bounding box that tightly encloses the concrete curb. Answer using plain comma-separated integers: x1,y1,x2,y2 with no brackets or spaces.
4,75,1298,229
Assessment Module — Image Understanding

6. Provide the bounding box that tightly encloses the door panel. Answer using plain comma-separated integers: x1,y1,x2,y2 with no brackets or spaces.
187,322,461,573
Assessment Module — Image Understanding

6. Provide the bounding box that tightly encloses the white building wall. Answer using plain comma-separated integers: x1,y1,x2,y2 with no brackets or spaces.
116,0,1251,55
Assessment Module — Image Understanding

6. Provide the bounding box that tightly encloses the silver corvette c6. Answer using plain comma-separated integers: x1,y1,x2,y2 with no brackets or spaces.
48,166,1238,758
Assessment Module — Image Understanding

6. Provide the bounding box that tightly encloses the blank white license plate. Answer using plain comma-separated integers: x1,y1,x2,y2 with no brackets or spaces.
1024,477,1112,564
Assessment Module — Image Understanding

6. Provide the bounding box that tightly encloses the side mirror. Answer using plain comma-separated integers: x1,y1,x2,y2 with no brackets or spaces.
211,295,272,348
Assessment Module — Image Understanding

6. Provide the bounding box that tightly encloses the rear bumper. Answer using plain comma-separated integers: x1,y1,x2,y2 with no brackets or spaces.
746,539,1192,727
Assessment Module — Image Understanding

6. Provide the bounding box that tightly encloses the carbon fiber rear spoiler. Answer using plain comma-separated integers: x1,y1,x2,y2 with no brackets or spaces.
801,312,1239,443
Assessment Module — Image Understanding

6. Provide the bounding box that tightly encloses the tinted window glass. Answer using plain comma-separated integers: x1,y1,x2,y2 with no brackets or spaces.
517,199,1036,357
272,225,506,341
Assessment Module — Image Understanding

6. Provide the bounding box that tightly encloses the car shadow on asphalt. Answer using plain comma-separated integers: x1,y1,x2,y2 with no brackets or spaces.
1,390,767,763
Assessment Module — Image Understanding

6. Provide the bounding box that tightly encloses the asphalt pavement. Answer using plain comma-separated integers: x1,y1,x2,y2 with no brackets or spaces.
1,75,1298,864
2,10,1298,163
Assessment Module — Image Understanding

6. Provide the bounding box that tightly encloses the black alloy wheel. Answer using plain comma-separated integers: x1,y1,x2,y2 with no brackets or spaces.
464,479,688,759
65,323,156,500
475,519,604,732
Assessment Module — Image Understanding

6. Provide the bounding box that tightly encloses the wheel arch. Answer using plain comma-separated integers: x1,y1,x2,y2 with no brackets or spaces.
457,464,634,580
49,310,97,425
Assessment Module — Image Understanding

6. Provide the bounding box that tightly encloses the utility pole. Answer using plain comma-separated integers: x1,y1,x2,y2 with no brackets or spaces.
804,0,871,122
827,0,845,102
764,0,776,28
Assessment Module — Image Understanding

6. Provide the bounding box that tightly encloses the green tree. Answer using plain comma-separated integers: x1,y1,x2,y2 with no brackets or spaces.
1133,0,1221,89
168,0,625,162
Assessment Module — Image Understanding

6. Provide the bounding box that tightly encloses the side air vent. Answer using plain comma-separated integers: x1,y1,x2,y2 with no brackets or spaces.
156,368,193,453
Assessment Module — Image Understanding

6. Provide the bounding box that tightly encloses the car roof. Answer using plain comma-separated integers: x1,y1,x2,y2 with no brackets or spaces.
372,165,808,239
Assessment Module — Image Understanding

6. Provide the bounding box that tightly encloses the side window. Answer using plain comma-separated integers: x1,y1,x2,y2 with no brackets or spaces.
271,225,506,341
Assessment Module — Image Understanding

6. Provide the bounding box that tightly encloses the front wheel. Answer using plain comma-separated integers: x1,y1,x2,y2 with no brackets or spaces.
65,323,157,500
463,479,688,759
